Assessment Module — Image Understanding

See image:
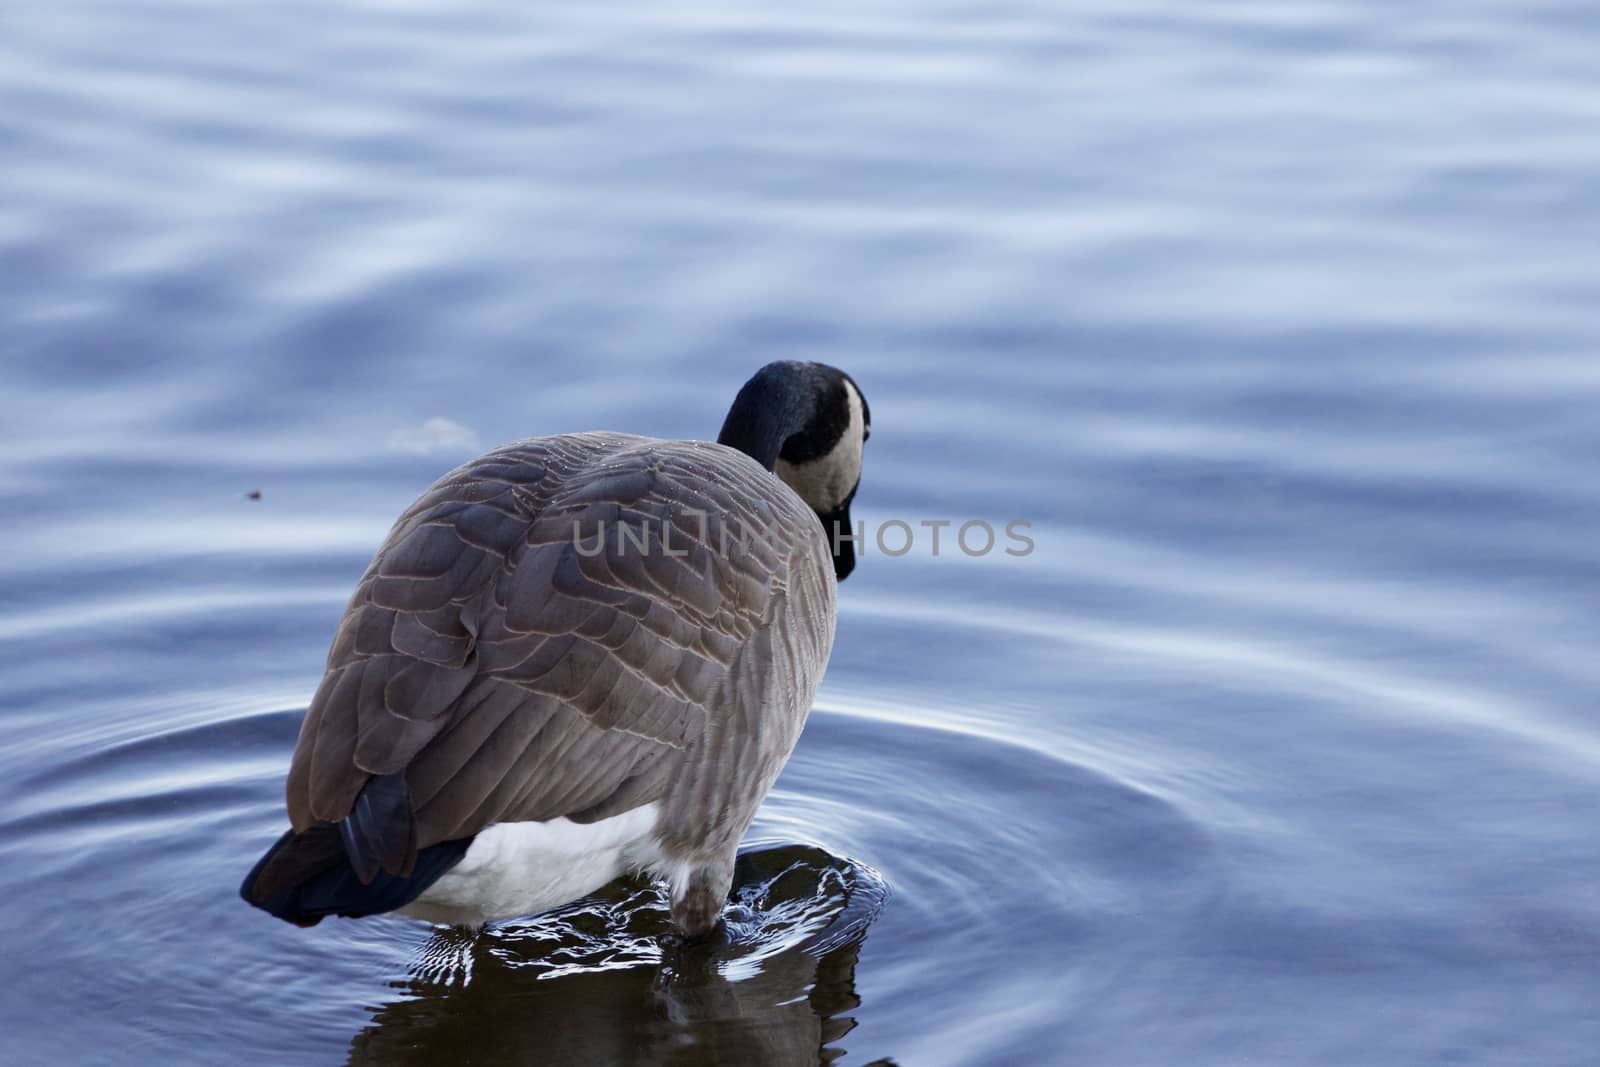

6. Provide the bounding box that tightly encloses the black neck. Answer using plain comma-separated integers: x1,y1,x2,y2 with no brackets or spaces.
716,363,819,471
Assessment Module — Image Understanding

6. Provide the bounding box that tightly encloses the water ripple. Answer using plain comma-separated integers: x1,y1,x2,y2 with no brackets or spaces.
5,0,1600,1062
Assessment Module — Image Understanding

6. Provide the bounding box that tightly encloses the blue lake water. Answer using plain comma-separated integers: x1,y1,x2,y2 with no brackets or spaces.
3,1,1599,1063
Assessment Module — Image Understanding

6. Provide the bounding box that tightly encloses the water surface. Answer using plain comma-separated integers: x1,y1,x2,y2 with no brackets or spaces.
3,2,1600,1064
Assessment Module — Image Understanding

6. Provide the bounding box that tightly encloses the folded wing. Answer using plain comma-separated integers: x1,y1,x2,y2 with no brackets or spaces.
282,432,830,882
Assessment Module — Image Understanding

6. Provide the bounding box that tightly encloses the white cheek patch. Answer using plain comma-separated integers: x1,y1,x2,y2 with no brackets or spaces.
775,379,864,513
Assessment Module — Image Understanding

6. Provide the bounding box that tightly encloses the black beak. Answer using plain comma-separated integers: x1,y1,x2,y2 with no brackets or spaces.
818,494,856,582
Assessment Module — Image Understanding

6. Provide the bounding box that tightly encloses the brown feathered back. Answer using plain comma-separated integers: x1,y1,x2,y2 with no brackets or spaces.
283,432,835,877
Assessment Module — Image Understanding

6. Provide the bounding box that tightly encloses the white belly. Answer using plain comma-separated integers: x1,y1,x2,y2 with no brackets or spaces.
400,804,664,926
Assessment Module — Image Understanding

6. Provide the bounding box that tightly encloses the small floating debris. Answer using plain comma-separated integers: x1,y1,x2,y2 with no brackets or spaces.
388,416,480,455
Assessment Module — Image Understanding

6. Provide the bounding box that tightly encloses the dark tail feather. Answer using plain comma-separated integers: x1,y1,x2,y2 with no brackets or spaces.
338,770,418,884
239,824,472,927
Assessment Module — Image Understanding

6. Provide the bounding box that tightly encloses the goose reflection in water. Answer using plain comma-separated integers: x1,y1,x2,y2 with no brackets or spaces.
347,844,894,1067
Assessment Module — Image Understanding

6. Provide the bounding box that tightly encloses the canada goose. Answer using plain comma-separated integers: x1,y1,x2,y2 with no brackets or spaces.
241,361,869,936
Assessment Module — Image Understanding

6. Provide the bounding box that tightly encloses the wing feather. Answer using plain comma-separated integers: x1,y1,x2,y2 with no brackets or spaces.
284,433,832,880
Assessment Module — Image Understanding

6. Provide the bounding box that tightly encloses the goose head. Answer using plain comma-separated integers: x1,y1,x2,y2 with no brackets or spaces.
717,361,870,581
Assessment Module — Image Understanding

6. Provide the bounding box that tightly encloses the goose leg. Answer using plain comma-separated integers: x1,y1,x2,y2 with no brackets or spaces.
669,851,735,938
